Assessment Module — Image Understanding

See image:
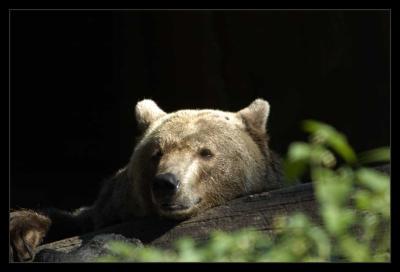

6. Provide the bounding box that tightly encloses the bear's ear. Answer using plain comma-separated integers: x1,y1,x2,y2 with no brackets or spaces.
237,98,270,133
135,99,167,131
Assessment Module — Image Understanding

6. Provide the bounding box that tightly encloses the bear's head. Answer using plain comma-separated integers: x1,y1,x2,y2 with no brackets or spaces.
127,99,274,220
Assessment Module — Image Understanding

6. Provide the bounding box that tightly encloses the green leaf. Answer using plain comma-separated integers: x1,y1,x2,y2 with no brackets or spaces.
288,142,312,161
302,120,357,164
322,205,355,236
358,147,390,165
175,238,202,262
313,167,353,206
310,146,336,168
307,226,331,259
339,235,370,262
106,241,137,259
354,190,373,210
356,168,390,193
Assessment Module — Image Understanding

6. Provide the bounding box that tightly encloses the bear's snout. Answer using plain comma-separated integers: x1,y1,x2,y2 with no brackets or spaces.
152,173,180,197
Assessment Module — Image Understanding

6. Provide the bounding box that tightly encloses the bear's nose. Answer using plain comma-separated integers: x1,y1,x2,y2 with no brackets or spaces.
152,173,180,195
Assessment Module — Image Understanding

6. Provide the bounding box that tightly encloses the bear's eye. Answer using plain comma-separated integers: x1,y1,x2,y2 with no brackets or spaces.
199,148,214,159
151,149,163,161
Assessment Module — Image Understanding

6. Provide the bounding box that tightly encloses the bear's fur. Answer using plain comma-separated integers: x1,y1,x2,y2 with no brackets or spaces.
10,98,283,261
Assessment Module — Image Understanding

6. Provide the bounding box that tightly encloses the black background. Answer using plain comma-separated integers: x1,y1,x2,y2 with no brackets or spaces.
10,10,390,211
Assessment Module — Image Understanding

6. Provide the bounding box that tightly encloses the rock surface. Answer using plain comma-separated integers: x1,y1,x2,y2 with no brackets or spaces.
34,233,142,262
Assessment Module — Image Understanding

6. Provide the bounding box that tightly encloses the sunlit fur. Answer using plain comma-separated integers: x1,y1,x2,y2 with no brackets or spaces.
110,98,283,221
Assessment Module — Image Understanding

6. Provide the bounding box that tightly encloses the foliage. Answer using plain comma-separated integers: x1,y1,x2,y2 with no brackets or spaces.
98,120,390,262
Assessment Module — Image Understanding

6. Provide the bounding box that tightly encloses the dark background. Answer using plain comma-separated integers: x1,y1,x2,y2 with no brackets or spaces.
10,10,390,211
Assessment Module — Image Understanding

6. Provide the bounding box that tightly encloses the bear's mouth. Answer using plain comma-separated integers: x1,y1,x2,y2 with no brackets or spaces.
158,198,202,212
160,203,189,211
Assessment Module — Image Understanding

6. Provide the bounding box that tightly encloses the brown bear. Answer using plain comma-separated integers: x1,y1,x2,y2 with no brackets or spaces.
10,98,283,262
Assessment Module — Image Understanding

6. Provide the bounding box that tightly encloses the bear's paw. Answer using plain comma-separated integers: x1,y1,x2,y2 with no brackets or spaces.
10,210,51,262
